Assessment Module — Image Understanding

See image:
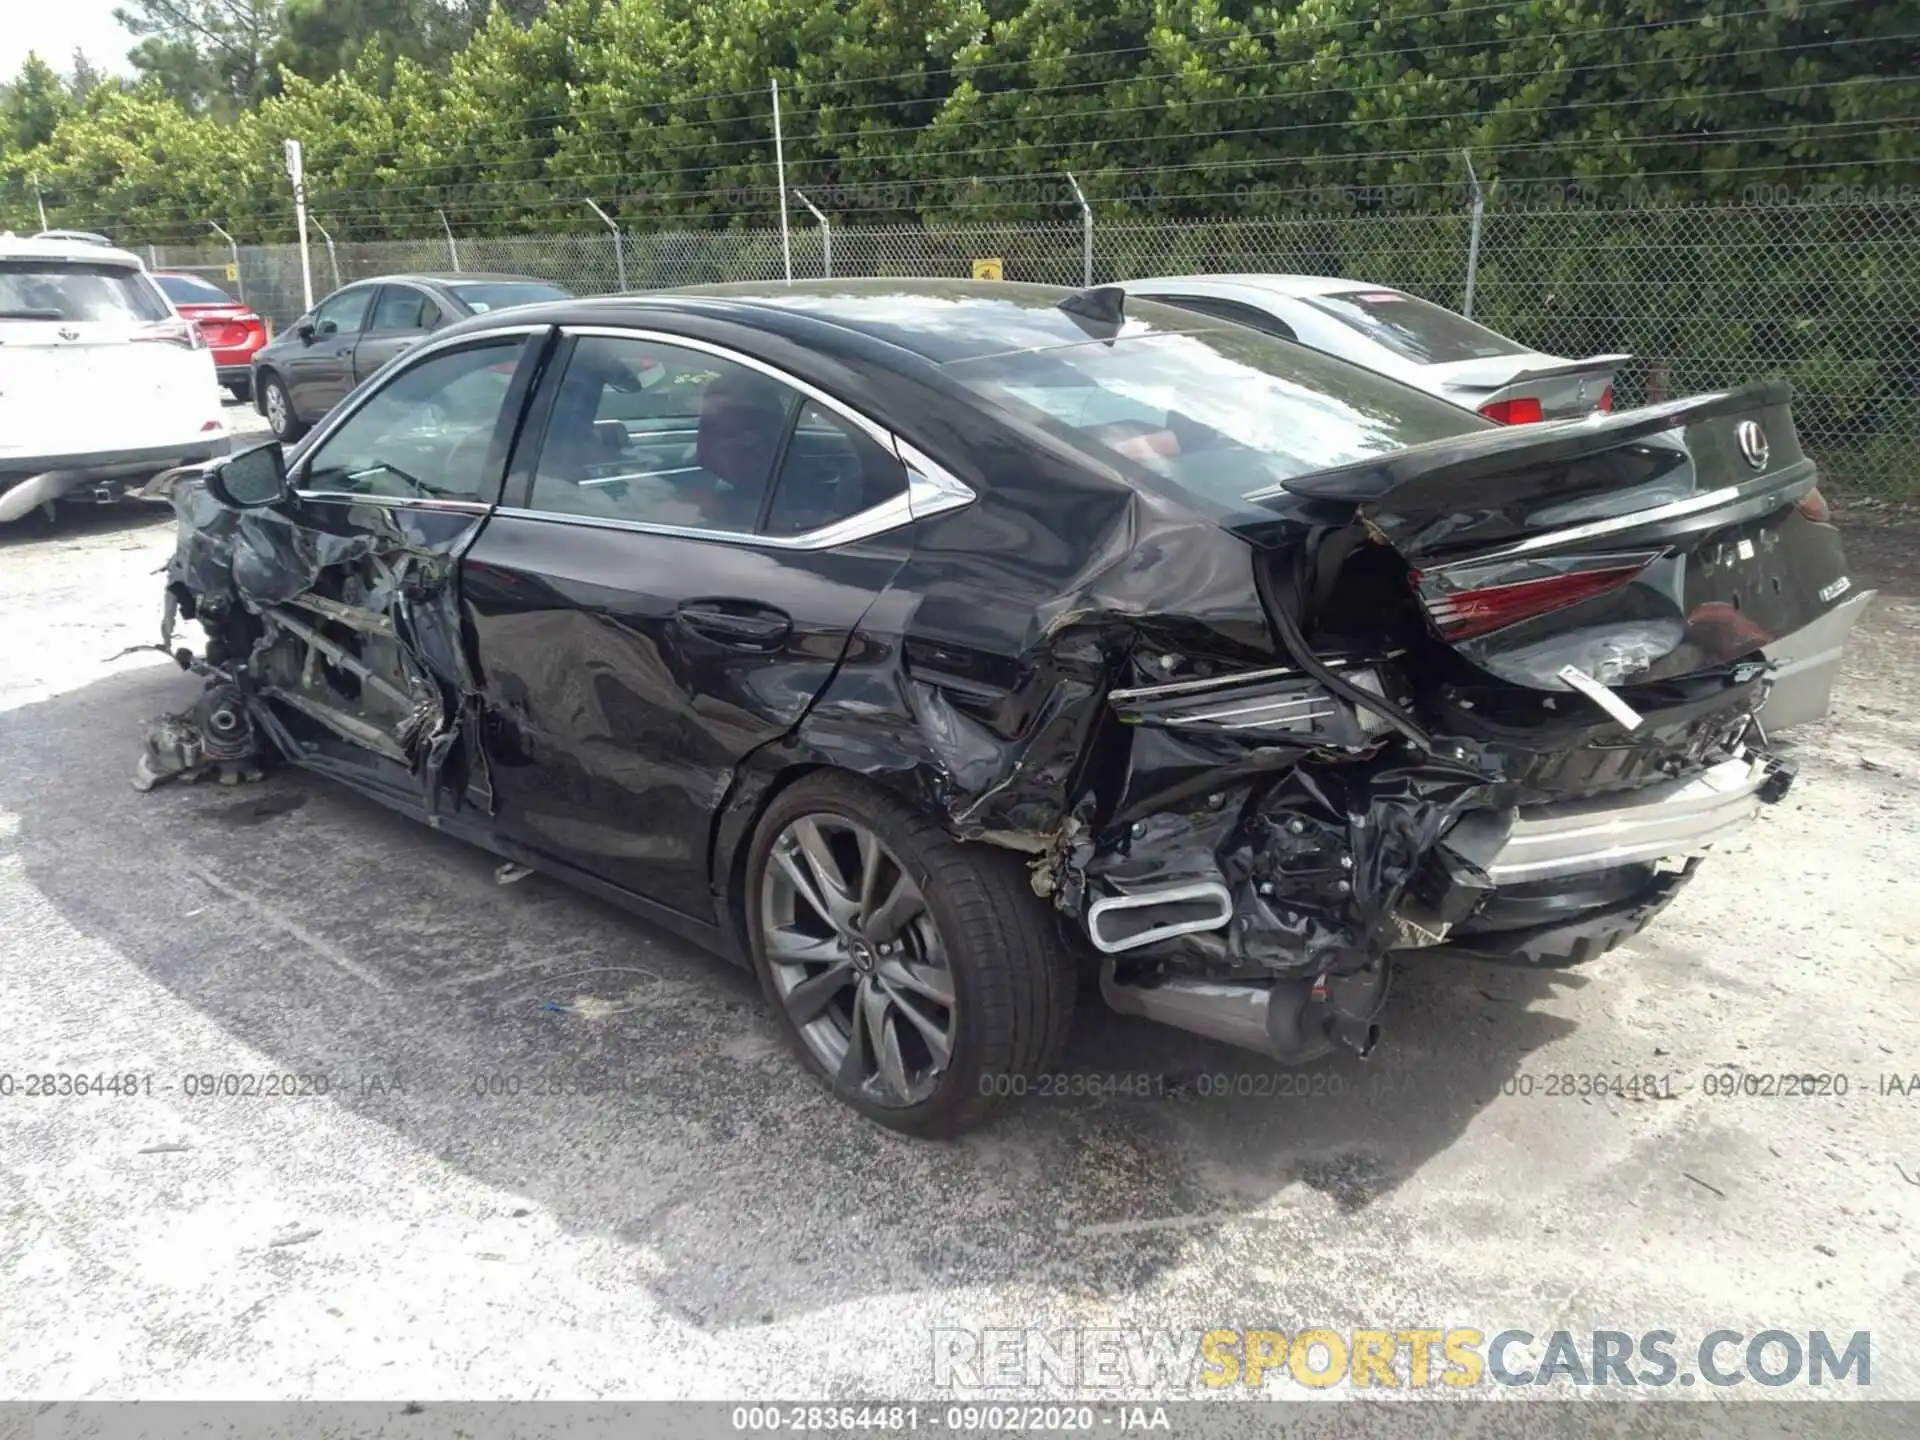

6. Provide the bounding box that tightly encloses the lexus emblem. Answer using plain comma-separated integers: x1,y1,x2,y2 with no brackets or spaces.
1736,420,1769,470
58,326,80,342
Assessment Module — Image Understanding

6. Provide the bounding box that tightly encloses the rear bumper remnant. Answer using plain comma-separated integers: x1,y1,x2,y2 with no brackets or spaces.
1435,752,1787,887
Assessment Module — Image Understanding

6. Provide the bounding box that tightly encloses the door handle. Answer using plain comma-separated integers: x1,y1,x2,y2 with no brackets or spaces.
675,600,792,648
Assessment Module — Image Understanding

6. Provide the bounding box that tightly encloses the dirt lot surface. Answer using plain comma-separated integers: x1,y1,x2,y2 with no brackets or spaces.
1,436,1915,1409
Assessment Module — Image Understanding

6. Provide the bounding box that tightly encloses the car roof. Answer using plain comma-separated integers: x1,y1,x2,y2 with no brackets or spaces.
450,279,1222,365
0,232,145,267
1121,273,1388,299
340,272,559,289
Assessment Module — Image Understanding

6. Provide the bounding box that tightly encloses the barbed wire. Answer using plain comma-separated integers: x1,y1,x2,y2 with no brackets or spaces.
295,2,1861,180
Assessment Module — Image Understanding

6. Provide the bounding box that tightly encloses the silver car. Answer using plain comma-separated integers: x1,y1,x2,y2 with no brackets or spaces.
1118,273,1628,424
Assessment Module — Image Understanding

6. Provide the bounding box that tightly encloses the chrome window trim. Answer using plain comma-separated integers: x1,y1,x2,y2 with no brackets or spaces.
296,491,493,515
289,323,549,502
489,324,976,549
494,490,921,552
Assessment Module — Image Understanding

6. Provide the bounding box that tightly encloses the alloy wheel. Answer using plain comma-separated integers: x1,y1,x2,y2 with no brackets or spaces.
760,813,956,1106
265,382,289,435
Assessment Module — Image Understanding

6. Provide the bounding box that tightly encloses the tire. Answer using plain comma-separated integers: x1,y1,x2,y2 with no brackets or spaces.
259,372,306,442
745,772,1076,1138
226,379,253,404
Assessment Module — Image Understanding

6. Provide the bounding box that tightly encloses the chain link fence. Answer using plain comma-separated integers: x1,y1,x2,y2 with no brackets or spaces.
154,198,1919,496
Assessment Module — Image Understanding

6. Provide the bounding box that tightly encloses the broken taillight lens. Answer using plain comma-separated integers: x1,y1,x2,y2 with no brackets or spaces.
135,319,206,350
1414,560,1654,641
1478,396,1544,425
1797,486,1831,524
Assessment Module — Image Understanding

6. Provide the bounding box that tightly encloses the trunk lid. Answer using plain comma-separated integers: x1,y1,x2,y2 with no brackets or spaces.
1431,352,1629,422
1257,382,1855,696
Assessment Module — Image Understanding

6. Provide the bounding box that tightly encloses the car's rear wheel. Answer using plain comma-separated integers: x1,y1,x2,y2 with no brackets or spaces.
226,378,253,404
260,373,305,442
745,773,1075,1137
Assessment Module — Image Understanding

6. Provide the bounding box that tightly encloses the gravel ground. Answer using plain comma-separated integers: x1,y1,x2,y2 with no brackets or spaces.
1,431,1916,1406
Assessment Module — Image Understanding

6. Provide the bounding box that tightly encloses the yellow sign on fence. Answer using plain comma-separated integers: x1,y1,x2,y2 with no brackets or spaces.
971,257,1004,281
225,263,239,281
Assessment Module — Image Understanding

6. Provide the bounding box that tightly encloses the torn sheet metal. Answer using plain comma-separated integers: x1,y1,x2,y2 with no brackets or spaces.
145,478,491,816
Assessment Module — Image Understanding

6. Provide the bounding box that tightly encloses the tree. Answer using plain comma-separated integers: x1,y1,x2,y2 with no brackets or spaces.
1,53,75,154
69,52,109,104
113,0,284,114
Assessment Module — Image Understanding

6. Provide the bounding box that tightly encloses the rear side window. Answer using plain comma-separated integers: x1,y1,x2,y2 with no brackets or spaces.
528,335,798,533
1153,294,1298,342
763,401,906,536
156,273,233,305
1301,289,1527,365
0,261,169,322
525,336,906,538
451,281,571,313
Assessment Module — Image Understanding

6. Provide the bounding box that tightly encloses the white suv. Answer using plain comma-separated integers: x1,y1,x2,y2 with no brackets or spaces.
0,233,229,523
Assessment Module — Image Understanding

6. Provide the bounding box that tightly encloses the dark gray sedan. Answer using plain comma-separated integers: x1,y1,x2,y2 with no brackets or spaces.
252,272,571,441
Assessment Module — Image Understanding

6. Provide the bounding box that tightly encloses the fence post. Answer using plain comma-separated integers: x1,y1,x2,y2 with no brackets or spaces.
207,220,244,306
792,190,830,278
1461,151,1485,320
310,215,341,291
771,78,792,284
31,176,48,230
438,209,461,272
1064,171,1092,288
584,198,627,292
283,138,314,315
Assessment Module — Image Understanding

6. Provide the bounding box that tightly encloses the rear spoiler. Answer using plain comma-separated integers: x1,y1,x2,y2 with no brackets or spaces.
1439,353,1632,395
1266,380,1793,505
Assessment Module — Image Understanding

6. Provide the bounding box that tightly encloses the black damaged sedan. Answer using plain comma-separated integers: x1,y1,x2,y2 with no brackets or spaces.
146,280,1867,1135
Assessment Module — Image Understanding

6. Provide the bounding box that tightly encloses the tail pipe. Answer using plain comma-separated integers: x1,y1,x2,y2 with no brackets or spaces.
1101,957,1390,1066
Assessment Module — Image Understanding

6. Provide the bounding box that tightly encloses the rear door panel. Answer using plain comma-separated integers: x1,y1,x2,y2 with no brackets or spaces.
461,520,907,920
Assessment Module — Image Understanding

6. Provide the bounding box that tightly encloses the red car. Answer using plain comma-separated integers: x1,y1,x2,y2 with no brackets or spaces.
154,271,268,401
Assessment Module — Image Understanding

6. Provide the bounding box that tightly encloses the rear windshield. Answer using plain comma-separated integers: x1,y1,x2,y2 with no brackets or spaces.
0,261,171,323
1301,288,1527,365
450,281,571,313
156,273,235,305
946,322,1477,523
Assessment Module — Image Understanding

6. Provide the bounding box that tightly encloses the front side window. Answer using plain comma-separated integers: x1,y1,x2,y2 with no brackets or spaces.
1301,288,1527,365
528,336,800,533
302,338,527,502
0,261,169,323
313,287,376,338
947,321,1477,524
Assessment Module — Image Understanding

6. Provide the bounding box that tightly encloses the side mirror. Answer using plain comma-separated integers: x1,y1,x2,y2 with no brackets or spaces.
204,440,290,509
296,319,316,343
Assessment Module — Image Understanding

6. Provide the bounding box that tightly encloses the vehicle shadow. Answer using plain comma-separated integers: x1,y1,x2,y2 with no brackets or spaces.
0,500,175,551
1,660,1586,1330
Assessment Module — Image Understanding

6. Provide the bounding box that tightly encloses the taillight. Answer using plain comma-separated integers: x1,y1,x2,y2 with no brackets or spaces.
1596,386,1614,413
1413,559,1653,641
1797,486,1831,524
1478,396,1544,425
135,319,205,350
